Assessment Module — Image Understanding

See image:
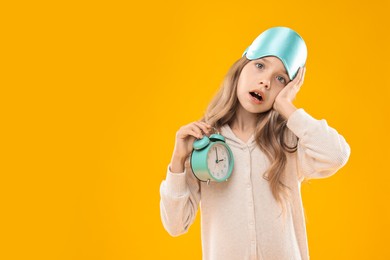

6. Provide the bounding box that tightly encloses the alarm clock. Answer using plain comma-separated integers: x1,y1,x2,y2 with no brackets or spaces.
190,133,234,183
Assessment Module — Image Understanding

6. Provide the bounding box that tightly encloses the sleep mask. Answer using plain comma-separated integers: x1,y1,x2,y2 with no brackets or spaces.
242,26,307,80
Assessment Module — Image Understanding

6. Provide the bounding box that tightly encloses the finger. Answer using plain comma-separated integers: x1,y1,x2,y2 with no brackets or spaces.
298,67,304,80
179,124,201,138
287,67,302,87
301,67,306,84
197,121,213,133
294,67,305,89
178,127,202,139
194,122,211,135
188,126,203,138
198,121,212,129
298,67,306,88
192,122,208,135
188,130,203,139
189,125,204,138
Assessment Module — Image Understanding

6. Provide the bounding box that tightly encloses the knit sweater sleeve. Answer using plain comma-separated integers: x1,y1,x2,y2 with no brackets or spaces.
286,108,351,181
159,161,201,237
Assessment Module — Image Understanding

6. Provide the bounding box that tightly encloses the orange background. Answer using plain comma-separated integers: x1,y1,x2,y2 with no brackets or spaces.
1,0,389,259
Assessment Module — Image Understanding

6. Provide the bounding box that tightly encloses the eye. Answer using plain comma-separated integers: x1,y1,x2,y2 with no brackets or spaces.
255,63,264,69
277,76,286,84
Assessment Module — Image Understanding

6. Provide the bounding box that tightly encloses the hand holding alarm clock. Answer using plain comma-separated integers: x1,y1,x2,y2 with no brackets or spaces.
170,121,234,184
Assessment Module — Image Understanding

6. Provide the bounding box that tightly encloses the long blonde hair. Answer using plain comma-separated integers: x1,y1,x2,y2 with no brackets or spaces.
201,56,298,209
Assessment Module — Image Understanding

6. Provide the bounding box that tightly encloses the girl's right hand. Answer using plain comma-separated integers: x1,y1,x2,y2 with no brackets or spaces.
173,121,213,159
170,121,212,173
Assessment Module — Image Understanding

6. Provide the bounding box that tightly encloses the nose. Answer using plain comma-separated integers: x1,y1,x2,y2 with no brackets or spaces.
259,78,271,89
258,69,272,89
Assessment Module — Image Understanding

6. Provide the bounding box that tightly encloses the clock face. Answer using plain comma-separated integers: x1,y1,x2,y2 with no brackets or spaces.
207,143,231,180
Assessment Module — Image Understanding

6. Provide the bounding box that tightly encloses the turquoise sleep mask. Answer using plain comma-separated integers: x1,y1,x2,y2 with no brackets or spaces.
242,27,307,80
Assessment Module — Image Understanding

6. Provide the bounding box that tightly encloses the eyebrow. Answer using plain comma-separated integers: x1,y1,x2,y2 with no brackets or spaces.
260,57,289,77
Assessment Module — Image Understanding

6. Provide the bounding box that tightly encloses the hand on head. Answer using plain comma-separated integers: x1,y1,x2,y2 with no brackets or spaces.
273,66,306,113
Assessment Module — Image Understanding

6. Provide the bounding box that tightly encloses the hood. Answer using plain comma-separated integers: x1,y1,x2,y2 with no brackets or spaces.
220,124,257,150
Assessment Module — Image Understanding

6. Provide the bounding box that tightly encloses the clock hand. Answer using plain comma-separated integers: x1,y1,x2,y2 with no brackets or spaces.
215,147,219,163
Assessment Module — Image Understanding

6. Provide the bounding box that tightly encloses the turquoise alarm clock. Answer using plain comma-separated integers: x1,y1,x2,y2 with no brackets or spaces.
190,133,234,183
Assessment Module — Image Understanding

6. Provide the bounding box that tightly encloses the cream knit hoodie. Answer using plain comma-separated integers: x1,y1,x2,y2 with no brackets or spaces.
160,108,351,260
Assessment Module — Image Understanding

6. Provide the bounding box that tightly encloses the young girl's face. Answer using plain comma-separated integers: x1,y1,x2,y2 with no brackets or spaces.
236,56,290,114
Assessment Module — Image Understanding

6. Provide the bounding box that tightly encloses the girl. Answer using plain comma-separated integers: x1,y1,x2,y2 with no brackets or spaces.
159,27,350,260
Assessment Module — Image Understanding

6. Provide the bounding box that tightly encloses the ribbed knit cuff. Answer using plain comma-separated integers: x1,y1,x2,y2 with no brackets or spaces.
165,165,189,197
286,108,317,139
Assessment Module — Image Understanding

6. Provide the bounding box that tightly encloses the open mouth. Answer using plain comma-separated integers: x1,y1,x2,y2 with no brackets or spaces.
249,91,263,102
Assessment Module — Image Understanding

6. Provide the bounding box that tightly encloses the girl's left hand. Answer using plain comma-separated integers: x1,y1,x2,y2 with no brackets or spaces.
273,66,306,111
